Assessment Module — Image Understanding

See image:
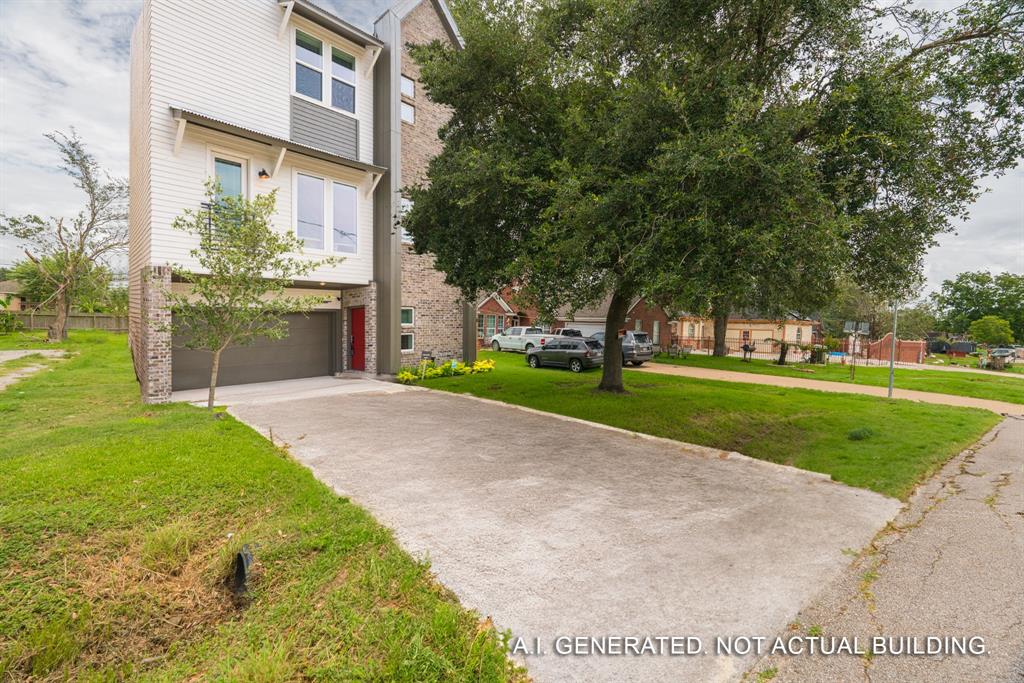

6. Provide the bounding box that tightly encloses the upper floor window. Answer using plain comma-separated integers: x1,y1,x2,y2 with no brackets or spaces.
399,197,413,243
214,157,245,200
401,307,414,326
332,181,357,254
295,31,323,101
295,171,358,254
401,101,415,124
294,30,356,115
331,49,356,113
296,173,325,250
400,75,415,99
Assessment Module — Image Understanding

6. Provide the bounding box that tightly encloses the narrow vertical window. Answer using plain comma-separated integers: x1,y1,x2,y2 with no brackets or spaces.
295,31,323,101
296,173,325,249
214,158,244,199
400,75,415,99
401,101,416,124
331,48,356,113
332,182,357,253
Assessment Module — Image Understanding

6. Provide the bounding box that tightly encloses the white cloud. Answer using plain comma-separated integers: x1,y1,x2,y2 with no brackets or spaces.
1,0,1020,289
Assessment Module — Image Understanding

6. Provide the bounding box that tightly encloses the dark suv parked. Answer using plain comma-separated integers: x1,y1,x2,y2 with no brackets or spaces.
590,330,654,366
527,338,604,372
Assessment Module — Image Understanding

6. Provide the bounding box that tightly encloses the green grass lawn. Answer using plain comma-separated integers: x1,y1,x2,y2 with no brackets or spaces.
650,352,1024,404
0,331,521,681
431,351,999,500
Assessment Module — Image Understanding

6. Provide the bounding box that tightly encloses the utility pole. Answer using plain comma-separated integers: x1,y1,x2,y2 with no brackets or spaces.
887,304,899,398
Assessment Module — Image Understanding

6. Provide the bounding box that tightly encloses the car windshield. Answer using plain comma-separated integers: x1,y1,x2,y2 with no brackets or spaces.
632,333,650,344
585,340,603,349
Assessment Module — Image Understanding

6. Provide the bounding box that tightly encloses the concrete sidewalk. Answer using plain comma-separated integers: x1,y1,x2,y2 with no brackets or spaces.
748,417,1024,682
637,363,1024,415
171,374,408,406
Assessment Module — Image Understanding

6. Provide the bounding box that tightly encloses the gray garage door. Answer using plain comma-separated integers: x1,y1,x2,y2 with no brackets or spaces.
172,312,336,391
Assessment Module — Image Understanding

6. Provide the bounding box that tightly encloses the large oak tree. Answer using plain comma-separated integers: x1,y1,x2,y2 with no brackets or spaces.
402,0,1023,390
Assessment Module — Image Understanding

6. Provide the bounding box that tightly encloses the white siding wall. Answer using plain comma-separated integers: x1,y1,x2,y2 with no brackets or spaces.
141,0,376,285
128,4,152,349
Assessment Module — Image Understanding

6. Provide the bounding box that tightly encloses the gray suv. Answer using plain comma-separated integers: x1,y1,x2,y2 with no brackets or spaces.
591,330,654,366
527,338,604,372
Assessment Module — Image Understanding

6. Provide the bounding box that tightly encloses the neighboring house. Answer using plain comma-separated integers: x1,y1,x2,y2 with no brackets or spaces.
128,0,474,402
676,312,816,352
475,286,541,344
0,281,22,311
554,296,674,348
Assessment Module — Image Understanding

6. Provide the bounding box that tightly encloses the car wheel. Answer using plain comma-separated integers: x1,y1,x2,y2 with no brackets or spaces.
525,343,534,352
491,340,501,352
633,361,644,367
569,358,583,373
528,355,540,368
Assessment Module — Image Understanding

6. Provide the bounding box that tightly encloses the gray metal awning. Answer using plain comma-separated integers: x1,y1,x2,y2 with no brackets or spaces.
169,105,387,178
279,0,383,48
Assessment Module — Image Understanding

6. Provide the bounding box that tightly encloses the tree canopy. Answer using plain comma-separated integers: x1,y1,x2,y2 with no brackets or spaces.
932,270,1024,341
0,131,128,340
969,314,1015,346
403,0,1024,390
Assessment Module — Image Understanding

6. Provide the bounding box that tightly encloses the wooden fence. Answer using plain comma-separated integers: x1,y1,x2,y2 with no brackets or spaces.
14,312,128,333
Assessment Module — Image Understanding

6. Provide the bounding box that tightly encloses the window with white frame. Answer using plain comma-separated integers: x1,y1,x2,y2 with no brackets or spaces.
296,173,325,249
399,197,414,243
296,171,359,253
688,322,695,337
400,332,414,351
401,307,414,326
796,327,803,342
294,30,357,115
401,101,416,124
653,320,660,343
213,156,245,200
400,74,415,99
295,31,324,101
477,314,485,338
331,48,356,113
634,318,643,331
332,181,357,253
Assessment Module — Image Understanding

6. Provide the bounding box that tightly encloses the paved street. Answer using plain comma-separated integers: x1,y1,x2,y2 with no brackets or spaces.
230,389,900,682
748,417,1024,683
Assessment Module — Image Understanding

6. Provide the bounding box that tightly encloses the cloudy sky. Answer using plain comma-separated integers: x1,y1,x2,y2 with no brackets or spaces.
0,0,1020,293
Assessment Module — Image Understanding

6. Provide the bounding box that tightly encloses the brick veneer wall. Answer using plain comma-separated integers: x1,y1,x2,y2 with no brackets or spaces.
341,283,378,374
139,265,172,403
398,1,465,367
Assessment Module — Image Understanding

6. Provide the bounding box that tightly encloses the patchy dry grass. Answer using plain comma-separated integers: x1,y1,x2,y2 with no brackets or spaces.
0,331,523,681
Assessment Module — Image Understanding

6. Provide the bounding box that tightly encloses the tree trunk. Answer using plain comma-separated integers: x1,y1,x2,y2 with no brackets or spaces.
48,290,70,342
777,341,789,366
597,288,632,393
208,348,223,410
712,311,729,357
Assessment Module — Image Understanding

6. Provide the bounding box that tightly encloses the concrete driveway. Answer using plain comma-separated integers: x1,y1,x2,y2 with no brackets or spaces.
230,389,901,682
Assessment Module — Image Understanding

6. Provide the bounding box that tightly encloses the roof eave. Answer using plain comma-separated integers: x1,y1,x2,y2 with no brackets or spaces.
281,0,384,48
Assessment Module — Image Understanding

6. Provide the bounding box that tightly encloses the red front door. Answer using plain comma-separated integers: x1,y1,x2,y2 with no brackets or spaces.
350,307,366,371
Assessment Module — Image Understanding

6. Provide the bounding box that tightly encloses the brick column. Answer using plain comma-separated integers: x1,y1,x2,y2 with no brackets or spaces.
139,265,172,403
340,283,378,374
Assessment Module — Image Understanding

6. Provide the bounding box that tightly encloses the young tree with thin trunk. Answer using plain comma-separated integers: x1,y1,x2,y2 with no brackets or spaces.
167,184,336,409
0,131,128,341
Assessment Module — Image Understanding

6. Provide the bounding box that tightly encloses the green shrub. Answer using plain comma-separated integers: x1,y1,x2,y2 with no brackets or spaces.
848,427,875,441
